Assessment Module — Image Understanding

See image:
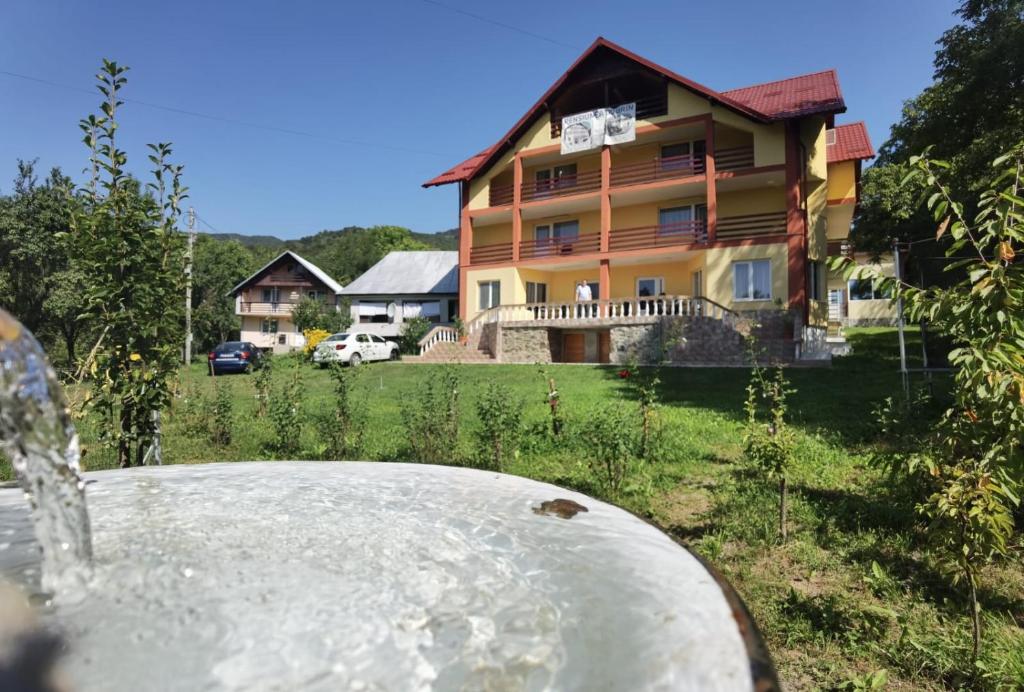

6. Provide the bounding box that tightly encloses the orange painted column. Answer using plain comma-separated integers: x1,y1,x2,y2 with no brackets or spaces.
704,115,717,244
600,145,611,253
599,259,611,301
458,180,472,321
784,122,807,317
512,154,523,263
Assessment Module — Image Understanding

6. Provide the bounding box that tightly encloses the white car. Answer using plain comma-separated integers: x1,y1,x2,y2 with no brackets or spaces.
312,332,400,367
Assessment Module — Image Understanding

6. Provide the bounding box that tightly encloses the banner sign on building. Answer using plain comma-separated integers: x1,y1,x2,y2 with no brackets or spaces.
560,102,636,155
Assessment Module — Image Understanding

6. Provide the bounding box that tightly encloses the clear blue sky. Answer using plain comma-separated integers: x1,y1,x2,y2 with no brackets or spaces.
0,0,960,238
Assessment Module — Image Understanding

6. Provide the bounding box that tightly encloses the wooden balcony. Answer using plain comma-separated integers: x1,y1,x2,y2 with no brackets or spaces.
521,170,602,203
239,301,298,315
716,211,787,240
715,146,755,171
469,241,513,265
520,233,601,260
609,220,706,251
609,154,705,187
489,182,514,207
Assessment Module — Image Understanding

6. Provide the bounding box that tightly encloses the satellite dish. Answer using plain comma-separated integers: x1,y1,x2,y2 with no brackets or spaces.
386,302,397,319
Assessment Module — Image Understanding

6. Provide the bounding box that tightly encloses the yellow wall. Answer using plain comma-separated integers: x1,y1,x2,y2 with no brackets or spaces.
801,117,828,181
473,222,512,247
717,188,786,217
608,257,704,298
826,254,898,322
806,180,828,261
827,161,856,202
826,205,854,242
704,242,789,310
466,266,523,318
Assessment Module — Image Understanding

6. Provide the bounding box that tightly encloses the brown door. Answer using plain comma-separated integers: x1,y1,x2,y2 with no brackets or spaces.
598,331,610,363
563,333,585,363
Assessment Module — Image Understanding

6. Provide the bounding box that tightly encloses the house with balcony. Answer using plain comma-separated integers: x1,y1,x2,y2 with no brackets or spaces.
230,250,345,353
420,37,874,364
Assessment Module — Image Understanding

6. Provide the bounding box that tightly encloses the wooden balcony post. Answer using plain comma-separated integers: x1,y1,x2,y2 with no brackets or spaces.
459,180,472,322
512,154,523,262
704,115,717,243
600,145,611,253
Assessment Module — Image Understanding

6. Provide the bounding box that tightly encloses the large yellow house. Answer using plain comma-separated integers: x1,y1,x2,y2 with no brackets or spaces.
422,38,874,364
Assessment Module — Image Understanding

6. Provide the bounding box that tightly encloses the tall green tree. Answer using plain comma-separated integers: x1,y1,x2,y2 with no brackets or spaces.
68,60,188,467
854,0,1024,256
192,235,253,350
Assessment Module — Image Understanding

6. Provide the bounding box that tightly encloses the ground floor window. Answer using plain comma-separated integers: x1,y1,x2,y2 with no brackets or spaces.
356,301,389,323
261,319,279,333
526,281,547,303
808,261,823,301
733,260,771,301
403,301,441,323
479,281,500,310
848,278,892,301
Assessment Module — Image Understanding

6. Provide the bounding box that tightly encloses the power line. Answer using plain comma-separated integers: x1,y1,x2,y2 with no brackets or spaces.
194,213,221,235
417,0,581,51
0,69,450,158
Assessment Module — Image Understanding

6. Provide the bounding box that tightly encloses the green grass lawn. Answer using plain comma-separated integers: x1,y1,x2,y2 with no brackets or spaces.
3,327,1021,689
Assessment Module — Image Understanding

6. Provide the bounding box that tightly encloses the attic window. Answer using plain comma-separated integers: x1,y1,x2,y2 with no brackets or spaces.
825,129,836,145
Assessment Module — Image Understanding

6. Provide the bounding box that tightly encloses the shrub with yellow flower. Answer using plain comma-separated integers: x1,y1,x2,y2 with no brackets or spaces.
303,328,331,355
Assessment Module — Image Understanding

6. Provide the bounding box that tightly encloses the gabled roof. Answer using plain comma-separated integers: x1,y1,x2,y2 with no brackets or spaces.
229,250,344,296
338,251,459,296
722,70,844,120
827,122,875,163
424,37,847,188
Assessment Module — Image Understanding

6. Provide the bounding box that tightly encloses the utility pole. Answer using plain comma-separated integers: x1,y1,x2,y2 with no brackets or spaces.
184,207,196,364
893,240,909,397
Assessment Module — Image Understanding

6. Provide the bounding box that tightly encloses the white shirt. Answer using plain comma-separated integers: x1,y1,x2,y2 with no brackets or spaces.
577,283,593,301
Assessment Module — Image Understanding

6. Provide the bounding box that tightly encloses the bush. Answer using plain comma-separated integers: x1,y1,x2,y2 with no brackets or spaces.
209,377,233,446
266,363,302,457
474,383,522,471
403,366,460,463
314,362,363,460
399,316,432,355
292,295,350,334
743,362,796,543
584,403,637,497
302,328,331,356
252,353,273,417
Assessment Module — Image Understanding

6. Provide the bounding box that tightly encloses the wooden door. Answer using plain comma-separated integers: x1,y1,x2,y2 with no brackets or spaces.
598,331,610,363
563,333,585,363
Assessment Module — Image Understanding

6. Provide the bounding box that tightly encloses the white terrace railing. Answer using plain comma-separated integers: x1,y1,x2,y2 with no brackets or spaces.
417,325,459,355
473,295,735,328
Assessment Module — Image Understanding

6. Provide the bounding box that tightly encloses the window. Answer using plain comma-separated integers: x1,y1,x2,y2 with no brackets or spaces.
660,140,706,171
371,335,386,343
356,334,371,343
848,279,892,301
534,163,577,196
261,287,280,303
526,281,548,304
636,277,664,297
307,290,320,301
478,281,501,310
403,301,441,323
356,301,388,323
260,319,278,334
692,270,703,297
808,261,823,301
534,220,579,255
733,260,772,301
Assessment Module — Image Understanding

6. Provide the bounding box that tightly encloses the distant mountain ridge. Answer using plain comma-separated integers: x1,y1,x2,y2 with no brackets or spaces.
205,227,457,251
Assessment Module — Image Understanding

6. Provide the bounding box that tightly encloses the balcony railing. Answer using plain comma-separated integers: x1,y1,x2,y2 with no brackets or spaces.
469,241,514,265
489,182,514,207
715,146,755,171
521,169,602,202
520,233,601,260
609,220,706,251
716,211,787,239
240,301,298,314
609,154,705,188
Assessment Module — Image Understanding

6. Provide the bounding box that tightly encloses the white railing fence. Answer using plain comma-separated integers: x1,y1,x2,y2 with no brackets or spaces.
417,325,459,356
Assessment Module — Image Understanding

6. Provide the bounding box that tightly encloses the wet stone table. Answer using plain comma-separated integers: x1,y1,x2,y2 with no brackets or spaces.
0,461,774,691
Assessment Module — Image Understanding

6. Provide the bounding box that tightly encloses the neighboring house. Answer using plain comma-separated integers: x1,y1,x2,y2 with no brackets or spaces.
230,250,345,353
338,251,458,338
421,37,875,364
823,124,898,328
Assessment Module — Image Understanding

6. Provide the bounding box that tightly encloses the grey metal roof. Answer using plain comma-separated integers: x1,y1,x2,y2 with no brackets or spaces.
339,251,459,296
229,250,345,296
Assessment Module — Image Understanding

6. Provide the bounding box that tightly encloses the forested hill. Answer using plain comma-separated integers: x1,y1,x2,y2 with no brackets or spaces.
205,225,457,286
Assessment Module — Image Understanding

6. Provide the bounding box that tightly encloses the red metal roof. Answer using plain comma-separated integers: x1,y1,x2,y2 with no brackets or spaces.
424,37,848,187
722,70,844,120
827,122,874,163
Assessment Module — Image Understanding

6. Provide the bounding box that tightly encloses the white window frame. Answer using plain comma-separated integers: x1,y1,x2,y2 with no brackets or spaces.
260,318,279,334
733,260,772,302
478,281,501,310
636,276,665,297
847,278,890,301
526,281,548,304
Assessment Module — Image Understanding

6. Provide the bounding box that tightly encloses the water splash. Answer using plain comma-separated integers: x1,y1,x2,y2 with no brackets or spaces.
0,309,92,596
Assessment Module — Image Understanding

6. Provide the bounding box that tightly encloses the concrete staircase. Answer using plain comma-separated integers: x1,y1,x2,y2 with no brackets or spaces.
415,341,495,363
